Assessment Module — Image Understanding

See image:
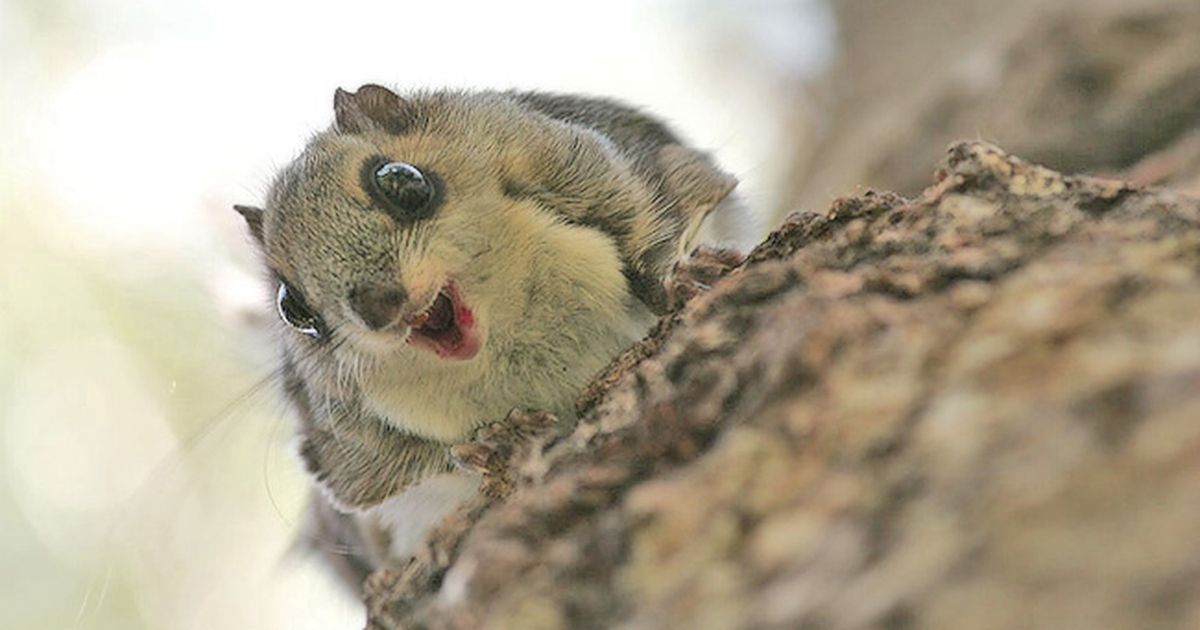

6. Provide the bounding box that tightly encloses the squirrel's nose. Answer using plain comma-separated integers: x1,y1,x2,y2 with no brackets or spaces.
349,283,408,330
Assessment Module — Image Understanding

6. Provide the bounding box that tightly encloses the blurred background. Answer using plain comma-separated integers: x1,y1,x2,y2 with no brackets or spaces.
0,2,833,629
3,0,1198,628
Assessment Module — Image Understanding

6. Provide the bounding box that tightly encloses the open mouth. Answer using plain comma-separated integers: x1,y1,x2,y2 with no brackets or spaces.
405,282,481,360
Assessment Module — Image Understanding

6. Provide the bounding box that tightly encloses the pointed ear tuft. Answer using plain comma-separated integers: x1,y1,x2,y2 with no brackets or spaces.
656,144,738,257
233,204,265,245
333,84,413,134
657,144,738,215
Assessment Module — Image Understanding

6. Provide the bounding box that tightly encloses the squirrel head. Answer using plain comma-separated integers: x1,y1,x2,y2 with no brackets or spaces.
235,85,736,442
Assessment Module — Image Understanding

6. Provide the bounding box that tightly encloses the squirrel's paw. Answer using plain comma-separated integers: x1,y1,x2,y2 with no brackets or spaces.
665,245,745,311
450,409,559,499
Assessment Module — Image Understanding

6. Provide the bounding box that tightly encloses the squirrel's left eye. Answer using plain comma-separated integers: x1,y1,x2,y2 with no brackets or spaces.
276,282,324,339
367,160,437,221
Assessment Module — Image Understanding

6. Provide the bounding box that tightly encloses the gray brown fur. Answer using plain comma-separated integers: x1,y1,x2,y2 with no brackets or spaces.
506,91,738,312
235,84,740,589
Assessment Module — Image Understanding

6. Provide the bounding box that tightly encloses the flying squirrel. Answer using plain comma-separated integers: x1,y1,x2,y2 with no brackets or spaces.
233,84,743,590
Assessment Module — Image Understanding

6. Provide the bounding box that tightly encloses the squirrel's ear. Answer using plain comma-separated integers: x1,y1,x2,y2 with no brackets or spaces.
333,84,414,134
656,144,738,257
233,204,265,245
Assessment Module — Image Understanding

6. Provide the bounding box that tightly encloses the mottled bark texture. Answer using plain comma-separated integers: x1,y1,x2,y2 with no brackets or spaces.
363,142,1200,629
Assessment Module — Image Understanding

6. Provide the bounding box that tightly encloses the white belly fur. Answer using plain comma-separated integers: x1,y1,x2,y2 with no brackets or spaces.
364,471,482,561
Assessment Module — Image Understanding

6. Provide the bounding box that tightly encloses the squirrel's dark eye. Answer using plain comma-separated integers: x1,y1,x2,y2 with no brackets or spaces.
276,282,324,339
365,159,437,221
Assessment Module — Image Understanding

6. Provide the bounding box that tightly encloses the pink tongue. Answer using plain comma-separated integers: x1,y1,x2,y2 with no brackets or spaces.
407,284,480,361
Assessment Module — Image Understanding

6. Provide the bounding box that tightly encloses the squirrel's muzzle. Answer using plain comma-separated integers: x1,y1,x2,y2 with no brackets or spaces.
349,284,408,330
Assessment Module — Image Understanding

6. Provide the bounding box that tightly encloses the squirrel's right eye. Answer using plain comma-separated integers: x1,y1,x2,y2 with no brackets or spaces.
276,282,324,339
361,156,440,223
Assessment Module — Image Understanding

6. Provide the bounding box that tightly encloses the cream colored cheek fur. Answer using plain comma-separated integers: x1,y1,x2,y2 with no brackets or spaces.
358,200,652,443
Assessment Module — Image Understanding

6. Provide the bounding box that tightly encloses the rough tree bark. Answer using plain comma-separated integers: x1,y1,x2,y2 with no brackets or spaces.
361,143,1200,629
353,3,1200,625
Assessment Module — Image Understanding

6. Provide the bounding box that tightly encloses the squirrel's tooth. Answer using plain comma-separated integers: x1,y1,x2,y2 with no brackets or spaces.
408,311,431,328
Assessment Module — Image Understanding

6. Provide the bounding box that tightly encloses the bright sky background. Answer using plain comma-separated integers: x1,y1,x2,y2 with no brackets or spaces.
10,0,833,257
1,2,833,628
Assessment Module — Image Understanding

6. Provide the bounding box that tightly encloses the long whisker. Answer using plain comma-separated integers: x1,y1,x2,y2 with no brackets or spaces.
78,320,359,623
259,328,377,558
